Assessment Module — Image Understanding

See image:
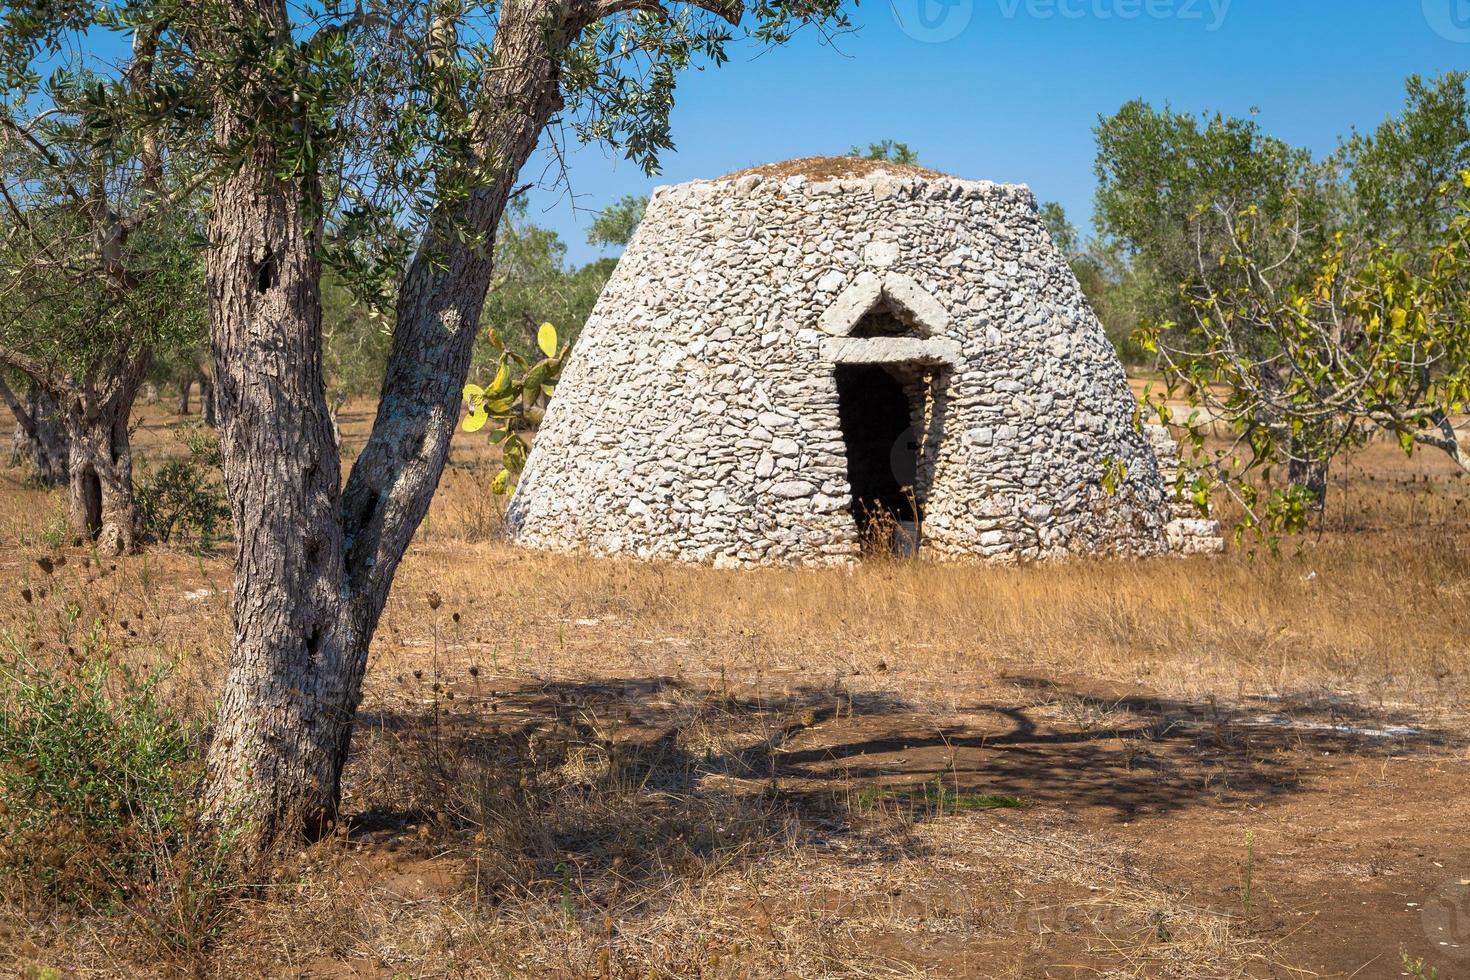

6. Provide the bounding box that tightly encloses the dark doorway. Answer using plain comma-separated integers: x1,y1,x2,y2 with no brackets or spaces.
835,363,921,554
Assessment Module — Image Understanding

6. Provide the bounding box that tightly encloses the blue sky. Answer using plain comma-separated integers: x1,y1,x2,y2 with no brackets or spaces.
527,0,1470,266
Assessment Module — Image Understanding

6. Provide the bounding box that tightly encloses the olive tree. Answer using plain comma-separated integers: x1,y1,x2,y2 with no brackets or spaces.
2,371,68,486
1122,74,1470,533
585,191,647,249
0,0,851,853
477,197,617,363
1139,176,1470,541
0,31,206,551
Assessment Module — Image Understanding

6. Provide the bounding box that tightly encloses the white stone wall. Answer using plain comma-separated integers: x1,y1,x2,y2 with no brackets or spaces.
505,169,1180,566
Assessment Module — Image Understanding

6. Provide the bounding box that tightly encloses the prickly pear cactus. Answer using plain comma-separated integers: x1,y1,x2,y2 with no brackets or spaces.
462,322,568,495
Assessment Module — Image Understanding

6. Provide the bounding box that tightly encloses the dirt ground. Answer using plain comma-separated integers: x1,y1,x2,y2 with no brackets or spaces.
1,397,1468,979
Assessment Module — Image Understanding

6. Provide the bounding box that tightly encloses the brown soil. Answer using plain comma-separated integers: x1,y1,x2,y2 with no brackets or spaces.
2,395,1468,978
722,155,949,182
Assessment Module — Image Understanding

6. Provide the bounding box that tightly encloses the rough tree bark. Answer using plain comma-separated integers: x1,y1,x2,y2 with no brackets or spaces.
0,344,148,552
199,30,349,840
62,355,149,555
1288,455,1330,511
2,377,69,487
199,0,581,850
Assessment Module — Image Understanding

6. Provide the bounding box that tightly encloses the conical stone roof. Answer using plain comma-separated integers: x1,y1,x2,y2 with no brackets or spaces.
505,159,1216,566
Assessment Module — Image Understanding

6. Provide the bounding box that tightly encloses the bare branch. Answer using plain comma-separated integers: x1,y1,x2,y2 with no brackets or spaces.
0,113,89,211
0,342,53,383
1414,411,1470,475
0,372,37,439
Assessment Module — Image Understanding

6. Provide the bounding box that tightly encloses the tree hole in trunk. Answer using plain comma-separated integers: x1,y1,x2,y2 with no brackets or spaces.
836,363,925,557
77,469,102,539
255,252,278,293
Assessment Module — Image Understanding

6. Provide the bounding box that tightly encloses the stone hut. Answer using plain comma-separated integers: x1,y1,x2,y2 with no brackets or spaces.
506,157,1220,566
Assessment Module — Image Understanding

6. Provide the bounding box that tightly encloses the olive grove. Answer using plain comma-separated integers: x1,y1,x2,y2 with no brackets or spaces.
3,0,851,854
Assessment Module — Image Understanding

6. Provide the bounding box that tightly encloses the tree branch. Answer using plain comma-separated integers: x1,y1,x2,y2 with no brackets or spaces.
0,343,53,385
592,0,742,26
0,372,38,440
0,113,89,211
1415,410,1470,475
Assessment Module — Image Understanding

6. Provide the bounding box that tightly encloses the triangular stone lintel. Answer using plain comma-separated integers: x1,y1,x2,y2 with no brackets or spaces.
817,271,952,338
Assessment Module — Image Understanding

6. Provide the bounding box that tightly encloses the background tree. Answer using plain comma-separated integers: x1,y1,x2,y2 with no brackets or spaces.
0,0,850,853
2,369,68,486
585,192,647,250
1039,199,1078,258
1122,74,1470,533
150,334,214,421
848,139,918,164
320,271,393,445
1094,99,1341,501
1093,99,1324,332
1039,200,1154,364
477,197,622,367
0,38,207,551
1336,72,1470,256
1140,175,1470,540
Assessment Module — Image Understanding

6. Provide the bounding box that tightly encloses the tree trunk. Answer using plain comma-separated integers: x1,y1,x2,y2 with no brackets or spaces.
199,0,570,854
177,377,192,415
64,378,144,555
1289,455,1330,512
63,411,131,555
202,375,217,426
2,379,69,487
199,92,353,845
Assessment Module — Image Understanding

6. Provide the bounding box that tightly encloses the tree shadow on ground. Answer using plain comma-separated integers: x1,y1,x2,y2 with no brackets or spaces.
761,674,1462,823
340,672,1463,895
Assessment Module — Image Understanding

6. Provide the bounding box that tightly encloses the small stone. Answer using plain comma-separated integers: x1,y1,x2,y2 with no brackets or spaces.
816,269,847,293
863,240,900,267
770,480,815,499
771,438,800,457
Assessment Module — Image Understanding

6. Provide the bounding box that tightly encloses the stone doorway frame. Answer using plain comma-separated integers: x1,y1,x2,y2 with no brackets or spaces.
818,273,957,556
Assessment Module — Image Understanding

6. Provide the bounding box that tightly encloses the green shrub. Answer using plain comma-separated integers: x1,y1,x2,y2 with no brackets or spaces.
0,619,198,904
134,423,230,549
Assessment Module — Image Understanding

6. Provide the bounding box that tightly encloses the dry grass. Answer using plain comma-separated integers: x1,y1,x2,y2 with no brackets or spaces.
720,156,948,182
1,398,1468,978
